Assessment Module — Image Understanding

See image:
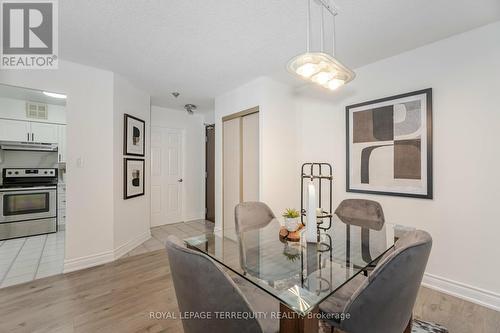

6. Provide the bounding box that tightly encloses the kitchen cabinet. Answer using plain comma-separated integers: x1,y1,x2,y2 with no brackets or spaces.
0,119,31,141
31,122,59,143
0,118,62,144
57,125,66,162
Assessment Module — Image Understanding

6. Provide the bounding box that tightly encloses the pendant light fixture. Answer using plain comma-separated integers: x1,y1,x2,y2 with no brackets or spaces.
287,0,355,90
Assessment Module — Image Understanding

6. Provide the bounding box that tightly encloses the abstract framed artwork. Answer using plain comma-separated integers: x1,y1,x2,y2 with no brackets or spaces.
124,114,145,156
346,89,433,199
124,158,145,199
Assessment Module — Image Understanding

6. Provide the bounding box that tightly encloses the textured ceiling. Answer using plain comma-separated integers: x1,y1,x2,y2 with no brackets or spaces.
59,0,500,112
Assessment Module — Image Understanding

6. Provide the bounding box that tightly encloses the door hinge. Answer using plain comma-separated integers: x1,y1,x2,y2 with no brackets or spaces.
205,171,208,178
205,208,208,214
205,136,208,143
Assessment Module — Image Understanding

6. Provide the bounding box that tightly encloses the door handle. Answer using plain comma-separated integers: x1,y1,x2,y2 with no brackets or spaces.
31,133,34,141
178,178,183,183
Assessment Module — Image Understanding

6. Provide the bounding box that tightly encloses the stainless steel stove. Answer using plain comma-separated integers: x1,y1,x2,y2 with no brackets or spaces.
0,168,58,240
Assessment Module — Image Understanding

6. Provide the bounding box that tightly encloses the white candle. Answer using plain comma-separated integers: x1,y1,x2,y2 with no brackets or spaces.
306,182,317,243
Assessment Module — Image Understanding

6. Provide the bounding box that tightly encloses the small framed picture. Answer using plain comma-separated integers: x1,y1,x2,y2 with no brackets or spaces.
124,114,145,156
124,158,145,199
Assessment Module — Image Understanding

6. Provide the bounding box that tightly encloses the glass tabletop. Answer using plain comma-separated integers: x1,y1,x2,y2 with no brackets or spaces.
184,217,411,316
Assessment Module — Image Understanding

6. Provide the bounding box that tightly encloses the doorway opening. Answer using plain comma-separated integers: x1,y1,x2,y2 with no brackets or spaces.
0,83,67,288
205,124,215,222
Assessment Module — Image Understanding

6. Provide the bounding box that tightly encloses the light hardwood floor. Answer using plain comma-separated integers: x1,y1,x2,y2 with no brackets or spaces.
0,220,498,333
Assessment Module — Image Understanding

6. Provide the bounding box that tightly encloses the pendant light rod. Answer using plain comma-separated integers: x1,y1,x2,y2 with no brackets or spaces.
320,5,324,52
332,11,336,56
306,0,311,52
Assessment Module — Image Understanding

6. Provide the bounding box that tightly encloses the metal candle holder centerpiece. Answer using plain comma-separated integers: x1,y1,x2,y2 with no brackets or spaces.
301,163,334,237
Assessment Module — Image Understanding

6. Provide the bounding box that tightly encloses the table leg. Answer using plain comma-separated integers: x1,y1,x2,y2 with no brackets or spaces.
279,303,319,333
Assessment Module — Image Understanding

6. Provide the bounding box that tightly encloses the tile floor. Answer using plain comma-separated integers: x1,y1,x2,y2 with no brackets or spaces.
0,231,65,288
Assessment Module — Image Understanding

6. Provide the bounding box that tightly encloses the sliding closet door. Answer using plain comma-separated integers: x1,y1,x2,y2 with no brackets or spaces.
222,108,259,231
223,118,241,232
242,112,259,201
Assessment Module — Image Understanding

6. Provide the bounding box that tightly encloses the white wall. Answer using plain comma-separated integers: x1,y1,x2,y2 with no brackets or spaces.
0,60,115,270
151,106,206,222
113,74,152,257
294,22,500,309
0,96,66,124
214,77,300,231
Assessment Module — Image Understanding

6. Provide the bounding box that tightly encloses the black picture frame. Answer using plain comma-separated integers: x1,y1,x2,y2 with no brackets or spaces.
124,113,145,157
124,158,145,199
346,88,433,199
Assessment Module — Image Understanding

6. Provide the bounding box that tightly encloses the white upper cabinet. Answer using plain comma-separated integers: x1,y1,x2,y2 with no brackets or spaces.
31,122,59,143
0,118,62,144
0,119,31,141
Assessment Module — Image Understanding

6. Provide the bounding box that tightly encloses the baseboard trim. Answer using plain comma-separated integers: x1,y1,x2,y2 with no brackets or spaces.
183,211,205,222
63,250,114,273
422,273,500,311
113,231,151,259
63,231,151,273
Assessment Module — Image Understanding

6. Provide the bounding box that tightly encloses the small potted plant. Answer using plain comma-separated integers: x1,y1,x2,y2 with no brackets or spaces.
282,208,301,232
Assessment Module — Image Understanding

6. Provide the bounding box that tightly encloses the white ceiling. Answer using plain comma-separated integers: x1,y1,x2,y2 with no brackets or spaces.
59,0,500,113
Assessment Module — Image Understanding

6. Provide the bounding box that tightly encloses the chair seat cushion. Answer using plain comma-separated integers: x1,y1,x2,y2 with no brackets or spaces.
319,274,367,323
232,276,280,333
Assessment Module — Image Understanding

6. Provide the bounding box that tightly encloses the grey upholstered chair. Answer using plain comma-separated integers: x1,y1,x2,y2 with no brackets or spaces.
234,201,277,277
336,199,386,274
165,235,279,333
319,230,432,333
234,201,276,234
335,199,385,230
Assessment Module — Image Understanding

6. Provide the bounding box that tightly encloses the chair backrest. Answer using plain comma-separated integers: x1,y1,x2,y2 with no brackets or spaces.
165,236,263,333
341,230,432,333
234,201,276,234
335,199,385,230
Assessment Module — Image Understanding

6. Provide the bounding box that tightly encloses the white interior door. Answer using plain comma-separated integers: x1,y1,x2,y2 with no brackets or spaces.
151,127,183,226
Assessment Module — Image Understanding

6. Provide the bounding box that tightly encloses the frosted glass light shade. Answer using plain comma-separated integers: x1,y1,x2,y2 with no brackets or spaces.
287,52,355,90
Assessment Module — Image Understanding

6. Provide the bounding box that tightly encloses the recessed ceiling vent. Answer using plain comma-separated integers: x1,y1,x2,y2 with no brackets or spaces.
26,102,48,120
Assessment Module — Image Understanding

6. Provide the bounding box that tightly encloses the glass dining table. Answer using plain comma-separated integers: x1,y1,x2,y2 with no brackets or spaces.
184,217,412,332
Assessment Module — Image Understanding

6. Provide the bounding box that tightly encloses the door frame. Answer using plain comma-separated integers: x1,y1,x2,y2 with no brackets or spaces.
221,106,259,231
150,125,185,226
